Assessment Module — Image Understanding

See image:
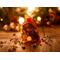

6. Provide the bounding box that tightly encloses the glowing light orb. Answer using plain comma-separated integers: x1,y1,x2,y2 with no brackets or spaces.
27,36,32,41
27,6,35,16
37,16,41,21
10,22,15,29
46,21,50,25
0,18,3,21
3,25,8,31
18,17,25,25
48,8,53,13
28,6,35,12
16,8,20,12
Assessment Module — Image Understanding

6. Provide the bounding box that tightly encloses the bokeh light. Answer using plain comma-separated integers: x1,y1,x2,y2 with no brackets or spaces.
27,36,32,41
0,18,3,21
18,17,25,25
15,25,20,31
58,7,60,11
10,22,15,29
48,8,53,13
3,25,8,31
37,16,41,21
16,8,20,12
27,6,35,16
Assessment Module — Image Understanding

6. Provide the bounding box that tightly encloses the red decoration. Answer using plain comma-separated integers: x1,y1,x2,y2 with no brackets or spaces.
27,18,33,23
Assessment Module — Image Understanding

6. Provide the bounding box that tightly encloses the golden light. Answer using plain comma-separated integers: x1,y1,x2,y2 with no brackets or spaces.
48,8,53,13
3,25,8,31
27,6,35,12
46,21,50,25
15,25,20,31
16,8,20,12
10,22,15,29
27,36,32,41
0,18,3,21
0,7,3,8
58,7,60,10
27,6,35,16
37,16,41,21
35,8,39,12
18,17,25,25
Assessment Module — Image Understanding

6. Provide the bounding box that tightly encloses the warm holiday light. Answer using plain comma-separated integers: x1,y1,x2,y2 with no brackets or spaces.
27,36,32,41
37,16,41,21
10,22,15,29
28,6,35,12
58,7,60,10
3,25,8,31
18,17,25,25
0,18,3,21
16,8,20,12
48,8,53,13
27,6,35,16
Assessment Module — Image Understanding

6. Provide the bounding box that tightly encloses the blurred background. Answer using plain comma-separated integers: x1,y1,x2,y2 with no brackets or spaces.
0,7,60,32
0,7,60,52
